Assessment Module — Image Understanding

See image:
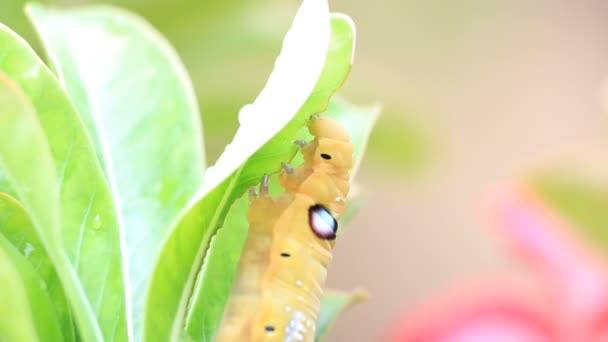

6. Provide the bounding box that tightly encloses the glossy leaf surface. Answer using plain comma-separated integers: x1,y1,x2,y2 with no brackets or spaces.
27,5,206,337
0,26,127,341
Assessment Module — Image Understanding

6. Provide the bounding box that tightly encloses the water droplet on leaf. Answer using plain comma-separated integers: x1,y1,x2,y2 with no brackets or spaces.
93,214,102,229
24,243,35,257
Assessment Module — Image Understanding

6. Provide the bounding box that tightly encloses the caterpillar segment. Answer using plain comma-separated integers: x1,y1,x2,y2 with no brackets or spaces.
216,116,353,341
217,178,292,342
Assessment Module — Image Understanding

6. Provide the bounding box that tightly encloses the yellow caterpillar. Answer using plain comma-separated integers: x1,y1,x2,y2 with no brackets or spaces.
217,115,353,341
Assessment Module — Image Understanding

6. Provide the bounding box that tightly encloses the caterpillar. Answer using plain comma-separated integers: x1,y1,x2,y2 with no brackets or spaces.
216,115,353,342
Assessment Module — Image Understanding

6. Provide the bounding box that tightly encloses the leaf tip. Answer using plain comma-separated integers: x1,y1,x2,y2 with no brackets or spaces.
330,13,357,65
23,2,45,18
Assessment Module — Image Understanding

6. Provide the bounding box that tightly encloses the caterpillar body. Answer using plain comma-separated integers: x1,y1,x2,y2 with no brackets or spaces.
217,115,353,342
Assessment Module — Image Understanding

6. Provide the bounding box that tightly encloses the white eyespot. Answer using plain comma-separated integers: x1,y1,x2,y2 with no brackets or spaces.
308,204,337,240
296,280,303,287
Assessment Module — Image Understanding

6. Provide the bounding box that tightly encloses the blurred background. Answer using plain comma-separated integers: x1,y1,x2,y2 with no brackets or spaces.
4,0,608,340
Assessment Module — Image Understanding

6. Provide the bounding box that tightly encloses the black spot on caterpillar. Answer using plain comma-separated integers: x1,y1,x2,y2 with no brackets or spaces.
216,115,353,341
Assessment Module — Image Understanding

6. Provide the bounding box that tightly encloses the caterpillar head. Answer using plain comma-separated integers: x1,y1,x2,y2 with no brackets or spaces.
305,116,354,172
308,115,350,142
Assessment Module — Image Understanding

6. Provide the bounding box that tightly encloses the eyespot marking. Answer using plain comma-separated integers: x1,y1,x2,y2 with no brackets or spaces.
280,252,291,258
308,204,338,240
320,153,331,160
265,325,275,332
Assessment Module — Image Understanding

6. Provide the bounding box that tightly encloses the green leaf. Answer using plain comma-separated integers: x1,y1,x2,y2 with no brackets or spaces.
0,70,101,340
315,289,367,341
183,193,251,341
144,0,338,340
528,170,608,253
27,4,206,338
0,192,75,341
367,110,431,176
0,26,128,341
0,233,64,342
180,13,362,342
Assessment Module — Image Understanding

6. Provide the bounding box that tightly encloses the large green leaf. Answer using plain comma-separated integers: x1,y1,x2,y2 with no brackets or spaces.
0,232,63,342
315,289,367,341
27,5,206,338
0,73,64,342
0,27,128,341
184,192,251,340
0,71,100,340
0,192,75,341
144,1,337,340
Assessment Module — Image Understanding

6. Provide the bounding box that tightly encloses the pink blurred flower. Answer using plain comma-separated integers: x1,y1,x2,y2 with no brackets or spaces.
386,185,608,342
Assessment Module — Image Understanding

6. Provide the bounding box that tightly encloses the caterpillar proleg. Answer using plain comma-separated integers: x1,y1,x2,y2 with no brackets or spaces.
216,115,353,341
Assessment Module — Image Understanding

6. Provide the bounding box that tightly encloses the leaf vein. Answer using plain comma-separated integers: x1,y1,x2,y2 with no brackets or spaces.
73,190,97,267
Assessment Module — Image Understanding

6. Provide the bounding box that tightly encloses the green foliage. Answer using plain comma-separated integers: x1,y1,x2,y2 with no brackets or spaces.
0,193,75,340
0,81,65,342
529,170,608,253
0,60,115,341
367,111,431,176
2,0,430,175
316,289,368,341
0,1,376,341
0,232,64,341
27,5,206,338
